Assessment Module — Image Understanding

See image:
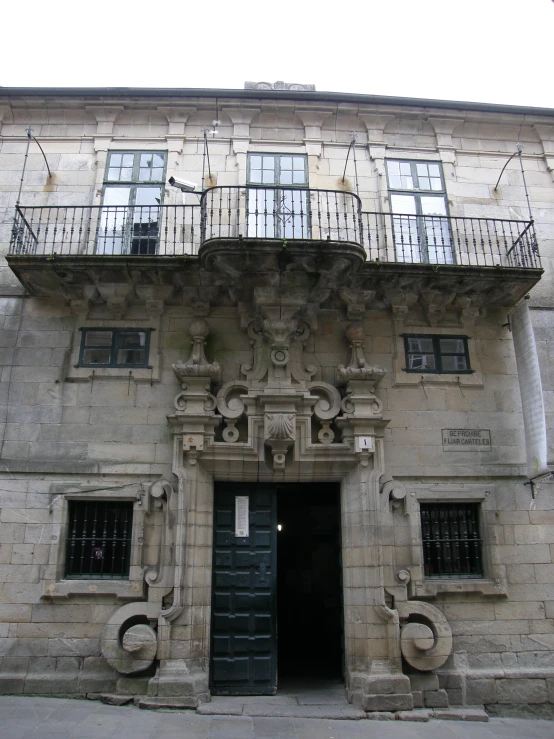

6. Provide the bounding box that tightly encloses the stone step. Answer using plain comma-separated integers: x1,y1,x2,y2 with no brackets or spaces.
137,696,198,710
197,700,366,720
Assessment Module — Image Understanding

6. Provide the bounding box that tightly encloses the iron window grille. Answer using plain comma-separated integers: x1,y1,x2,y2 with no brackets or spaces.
420,503,483,578
78,328,151,368
65,500,133,579
403,334,472,374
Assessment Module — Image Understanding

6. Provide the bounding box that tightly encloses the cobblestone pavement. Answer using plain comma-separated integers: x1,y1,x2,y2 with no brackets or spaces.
0,697,553,739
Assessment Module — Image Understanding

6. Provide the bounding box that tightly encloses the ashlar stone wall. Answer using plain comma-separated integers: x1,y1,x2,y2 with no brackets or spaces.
0,92,552,705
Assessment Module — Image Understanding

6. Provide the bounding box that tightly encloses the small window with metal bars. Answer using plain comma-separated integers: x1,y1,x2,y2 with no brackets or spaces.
65,500,133,579
420,503,483,578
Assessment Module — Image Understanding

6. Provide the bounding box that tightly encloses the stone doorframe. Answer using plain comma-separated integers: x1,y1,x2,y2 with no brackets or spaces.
101,316,453,710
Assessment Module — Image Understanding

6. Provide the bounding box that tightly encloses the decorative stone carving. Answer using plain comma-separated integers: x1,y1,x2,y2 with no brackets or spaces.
318,422,335,445
338,288,376,320
336,323,386,388
266,413,295,440
145,480,174,590
307,381,342,421
222,419,239,443
241,316,315,386
381,476,407,511
264,412,296,470
172,318,221,385
101,602,160,675
216,381,248,420
396,600,453,672
244,80,316,91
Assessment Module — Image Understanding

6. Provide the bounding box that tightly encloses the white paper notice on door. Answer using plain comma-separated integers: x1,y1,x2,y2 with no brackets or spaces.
235,496,249,537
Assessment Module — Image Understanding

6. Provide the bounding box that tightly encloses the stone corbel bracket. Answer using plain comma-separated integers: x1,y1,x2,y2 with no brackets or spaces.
101,601,161,676
172,318,222,386
380,476,407,512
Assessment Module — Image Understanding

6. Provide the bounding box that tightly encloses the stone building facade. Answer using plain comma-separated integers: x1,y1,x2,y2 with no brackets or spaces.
0,83,552,711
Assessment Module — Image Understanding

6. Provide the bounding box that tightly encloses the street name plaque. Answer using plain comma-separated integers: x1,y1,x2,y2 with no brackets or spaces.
442,428,491,451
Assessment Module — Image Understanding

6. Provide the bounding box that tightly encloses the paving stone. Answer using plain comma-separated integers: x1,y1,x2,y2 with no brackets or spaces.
243,704,366,719
433,706,489,722
365,711,396,720
396,710,431,721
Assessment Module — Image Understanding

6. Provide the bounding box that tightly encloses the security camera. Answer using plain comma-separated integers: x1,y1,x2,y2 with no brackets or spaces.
168,176,199,193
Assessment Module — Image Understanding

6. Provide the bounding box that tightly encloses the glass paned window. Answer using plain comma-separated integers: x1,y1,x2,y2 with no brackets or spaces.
421,503,483,578
246,154,309,238
386,159,453,264
98,152,166,255
79,329,150,368
66,500,133,579
404,335,471,374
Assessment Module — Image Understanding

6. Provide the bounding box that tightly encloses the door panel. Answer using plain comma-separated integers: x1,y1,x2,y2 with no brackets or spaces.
211,484,277,695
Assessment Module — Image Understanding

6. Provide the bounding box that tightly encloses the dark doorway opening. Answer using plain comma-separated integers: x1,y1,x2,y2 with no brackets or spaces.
276,483,343,680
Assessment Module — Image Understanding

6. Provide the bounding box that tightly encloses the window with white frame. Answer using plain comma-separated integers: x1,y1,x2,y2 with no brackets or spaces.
246,154,309,238
403,334,472,374
78,328,151,369
386,159,453,264
97,151,167,255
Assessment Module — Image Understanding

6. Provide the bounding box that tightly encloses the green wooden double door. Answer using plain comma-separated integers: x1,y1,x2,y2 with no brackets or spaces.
210,482,343,695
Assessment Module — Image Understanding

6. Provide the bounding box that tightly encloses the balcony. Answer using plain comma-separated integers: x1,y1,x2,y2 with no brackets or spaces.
7,186,542,312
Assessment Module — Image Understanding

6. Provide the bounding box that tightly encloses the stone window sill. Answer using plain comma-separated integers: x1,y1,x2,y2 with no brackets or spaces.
413,578,507,598
66,367,160,383
393,371,484,388
42,579,145,601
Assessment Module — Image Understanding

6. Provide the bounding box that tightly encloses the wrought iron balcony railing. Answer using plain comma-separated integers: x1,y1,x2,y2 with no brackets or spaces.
9,186,541,270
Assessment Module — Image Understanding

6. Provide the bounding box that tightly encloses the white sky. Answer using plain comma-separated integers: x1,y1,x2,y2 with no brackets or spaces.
2,0,552,109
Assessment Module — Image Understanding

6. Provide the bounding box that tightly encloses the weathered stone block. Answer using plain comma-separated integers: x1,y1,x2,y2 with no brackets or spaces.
466,678,497,705
496,678,548,704
79,657,118,694
423,688,449,708
412,690,423,708
0,674,24,693
116,675,151,695
359,673,411,695
48,638,100,658
0,604,31,622
0,638,48,657
446,688,463,705
24,655,81,694
409,673,439,691
364,693,413,711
